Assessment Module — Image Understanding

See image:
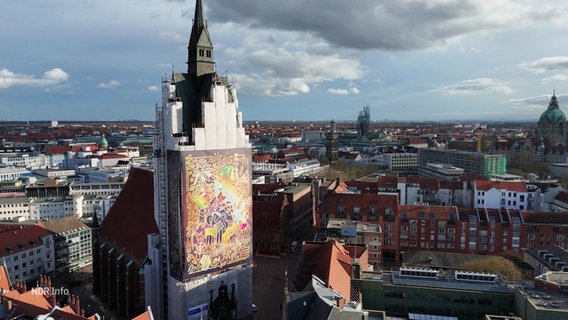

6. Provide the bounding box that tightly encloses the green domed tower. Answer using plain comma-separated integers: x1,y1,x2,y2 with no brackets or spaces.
98,135,109,150
537,92,566,147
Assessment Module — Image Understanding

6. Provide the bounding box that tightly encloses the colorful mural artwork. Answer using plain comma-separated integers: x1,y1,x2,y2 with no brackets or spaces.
183,151,252,277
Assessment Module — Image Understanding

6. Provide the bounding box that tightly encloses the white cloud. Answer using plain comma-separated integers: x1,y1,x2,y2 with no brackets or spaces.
328,88,349,95
508,93,565,108
441,78,514,95
147,85,160,92
98,80,120,89
542,74,568,82
0,68,69,89
327,87,360,95
224,34,363,96
520,56,568,73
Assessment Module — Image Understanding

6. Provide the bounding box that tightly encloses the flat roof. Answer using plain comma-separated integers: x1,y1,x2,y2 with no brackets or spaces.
382,272,513,294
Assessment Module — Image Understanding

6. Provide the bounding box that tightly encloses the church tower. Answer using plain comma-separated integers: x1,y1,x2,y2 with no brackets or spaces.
537,92,567,147
187,0,215,77
146,0,253,319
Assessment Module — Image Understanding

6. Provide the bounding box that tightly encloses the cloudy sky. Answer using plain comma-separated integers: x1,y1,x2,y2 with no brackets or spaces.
1,0,568,122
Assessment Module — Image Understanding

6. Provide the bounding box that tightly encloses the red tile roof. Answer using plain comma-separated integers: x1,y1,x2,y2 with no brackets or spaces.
0,264,10,292
2,287,95,319
332,180,350,193
300,241,352,299
100,168,158,260
100,153,128,159
0,225,50,258
475,180,527,192
45,146,71,155
132,306,155,320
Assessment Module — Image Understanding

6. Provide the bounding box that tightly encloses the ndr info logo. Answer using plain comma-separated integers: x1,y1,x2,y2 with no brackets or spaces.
31,286,70,296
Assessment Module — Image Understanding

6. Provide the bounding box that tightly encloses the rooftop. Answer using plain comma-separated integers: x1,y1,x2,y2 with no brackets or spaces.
99,167,158,261
38,217,90,235
379,270,513,294
0,225,50,257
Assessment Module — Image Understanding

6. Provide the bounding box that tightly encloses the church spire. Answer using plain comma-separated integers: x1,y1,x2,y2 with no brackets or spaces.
549,90,559,110
187,0,215,77
194,0,206,31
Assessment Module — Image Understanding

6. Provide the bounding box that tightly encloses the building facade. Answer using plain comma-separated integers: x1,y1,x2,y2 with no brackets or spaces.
146,1,253,319
0,225,55,283
39,217,92,272
418,148,506,179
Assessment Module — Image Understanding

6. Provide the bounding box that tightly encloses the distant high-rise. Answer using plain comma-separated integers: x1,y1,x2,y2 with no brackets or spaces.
327,119,339,162
356,105,371,139
145,0,253,319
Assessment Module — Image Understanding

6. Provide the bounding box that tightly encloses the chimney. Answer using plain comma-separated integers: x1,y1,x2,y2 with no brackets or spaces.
74,296,81,315
3,299,13,312
335,297,345,309
50,293,56,307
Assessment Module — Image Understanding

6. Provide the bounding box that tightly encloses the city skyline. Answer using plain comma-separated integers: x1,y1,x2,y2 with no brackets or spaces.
1,0,568,122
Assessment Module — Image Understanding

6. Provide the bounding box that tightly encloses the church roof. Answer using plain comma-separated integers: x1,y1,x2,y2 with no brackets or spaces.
539,93,566,123
99,167,158,261
539,108,566,123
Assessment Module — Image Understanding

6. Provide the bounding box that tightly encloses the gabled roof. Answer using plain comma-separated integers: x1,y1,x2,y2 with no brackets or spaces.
299,241,352,299
0,225,50,258
475,180,527,192
332,180,350,193
38,216,89,234
100,168,158,261
3,289,52,314
2,288,94,319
